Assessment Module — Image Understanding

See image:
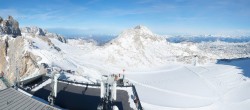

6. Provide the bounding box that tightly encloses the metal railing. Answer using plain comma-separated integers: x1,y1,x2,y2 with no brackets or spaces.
57,78,133,87
132,84,143,110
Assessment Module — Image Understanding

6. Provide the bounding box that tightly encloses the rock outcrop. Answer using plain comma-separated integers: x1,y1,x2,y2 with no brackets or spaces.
21,27,67,43
0,16,21,37
0,16,68,84
0,36,39,84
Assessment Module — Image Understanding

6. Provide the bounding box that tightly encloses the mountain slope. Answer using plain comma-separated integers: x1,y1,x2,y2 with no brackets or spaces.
77,25,215,69
1,18,250,110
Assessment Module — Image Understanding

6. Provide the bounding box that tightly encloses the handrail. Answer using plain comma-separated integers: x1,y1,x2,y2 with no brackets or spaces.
57,79,133,87
132,84,143,110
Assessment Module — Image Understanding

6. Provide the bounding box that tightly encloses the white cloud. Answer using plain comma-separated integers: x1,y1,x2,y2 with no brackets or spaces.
28,10,64,21
0,8,74,21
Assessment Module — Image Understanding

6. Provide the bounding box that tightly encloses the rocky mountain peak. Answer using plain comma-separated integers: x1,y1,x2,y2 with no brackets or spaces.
133,25,153,35
8,16,14,21
21,26,46,36
0,15,21,37
0,17,3,24
114,25,162,42
108,25,165,52
134,25,148,30
21,26,67,43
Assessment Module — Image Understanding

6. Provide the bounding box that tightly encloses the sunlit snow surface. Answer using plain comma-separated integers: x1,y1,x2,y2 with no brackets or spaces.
126,62,250,110
46,38,250,110
20,27,250,110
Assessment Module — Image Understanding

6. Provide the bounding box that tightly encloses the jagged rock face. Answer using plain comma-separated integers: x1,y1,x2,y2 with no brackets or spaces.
0,17,3,24
0,36,38,84
37,28,46,36
21,27,46,36
0,16,21,37
46,32,67,43
0,39,7,73
21,27,67,43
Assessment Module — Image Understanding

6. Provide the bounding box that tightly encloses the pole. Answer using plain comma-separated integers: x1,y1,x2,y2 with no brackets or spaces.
48,71,59,106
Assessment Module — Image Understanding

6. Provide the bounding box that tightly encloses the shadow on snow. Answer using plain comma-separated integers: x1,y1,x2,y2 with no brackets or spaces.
217,58,250,78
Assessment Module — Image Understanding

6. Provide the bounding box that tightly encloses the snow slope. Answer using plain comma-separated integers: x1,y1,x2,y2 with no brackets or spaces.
65,25,217,70
17,25,250,110
125,60,250,109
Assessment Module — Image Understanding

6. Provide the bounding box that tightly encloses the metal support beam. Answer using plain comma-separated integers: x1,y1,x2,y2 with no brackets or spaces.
48,71,59,106
98,74,119,110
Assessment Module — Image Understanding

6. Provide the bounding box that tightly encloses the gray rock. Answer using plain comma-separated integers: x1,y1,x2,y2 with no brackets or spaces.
37,28,46,36
0,16,21,37
21,26,67,43
55,34,67,43
0,17,3,24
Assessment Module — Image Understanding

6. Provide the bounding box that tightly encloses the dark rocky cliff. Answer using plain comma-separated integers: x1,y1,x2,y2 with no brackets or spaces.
0,16,21,37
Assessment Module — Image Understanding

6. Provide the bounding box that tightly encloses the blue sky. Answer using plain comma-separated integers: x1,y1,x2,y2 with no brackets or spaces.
0,0,250,36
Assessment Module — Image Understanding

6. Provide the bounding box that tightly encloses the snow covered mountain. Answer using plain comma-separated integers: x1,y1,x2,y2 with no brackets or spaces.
0,17,67,84
1,17,250,110
1,21,249,83
65,25,250,69
67,25,217,69
21,26,67,43
0,23,212,83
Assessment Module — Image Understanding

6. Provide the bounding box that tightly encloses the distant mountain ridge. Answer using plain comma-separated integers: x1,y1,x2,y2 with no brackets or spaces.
167,35,250,43
21,26,67,43
0,16,250,84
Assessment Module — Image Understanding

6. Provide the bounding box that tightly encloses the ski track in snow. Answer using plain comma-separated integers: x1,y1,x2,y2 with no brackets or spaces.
18,26,250,110
52,38,250,109
127,77,217,100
